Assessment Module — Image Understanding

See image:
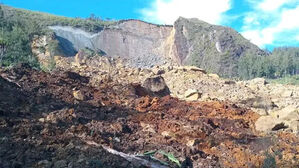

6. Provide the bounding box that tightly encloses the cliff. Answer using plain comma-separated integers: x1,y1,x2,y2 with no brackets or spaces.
49,20,175,68
48,18,266,77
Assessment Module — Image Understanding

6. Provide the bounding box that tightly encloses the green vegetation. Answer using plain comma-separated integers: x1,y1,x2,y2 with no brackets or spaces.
2,5,115,33
268,75,299,85
159,151,181,167
141,150,181,167
238,47,299,80
0,4,114,68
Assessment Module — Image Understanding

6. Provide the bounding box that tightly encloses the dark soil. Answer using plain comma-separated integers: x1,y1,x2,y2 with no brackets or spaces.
0,65,298,168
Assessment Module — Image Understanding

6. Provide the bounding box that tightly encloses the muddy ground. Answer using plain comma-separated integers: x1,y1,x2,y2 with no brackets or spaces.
0,65,298,168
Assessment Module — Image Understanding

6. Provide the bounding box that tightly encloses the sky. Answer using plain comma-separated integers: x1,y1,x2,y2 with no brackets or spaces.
1,0,299,50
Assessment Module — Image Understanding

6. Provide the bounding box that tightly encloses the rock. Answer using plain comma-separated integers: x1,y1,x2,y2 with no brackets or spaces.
38,160,52,168
54,160,67,168
128,70,134,76
184,89,201,101
38,118,45,123
250,78,267,85
208,74,219,79
142,76,170,97
73,90,85,101
161,131,174,137
224,80,236,85
255,116,287,132
270,105,299,121
287,120,299,132
167,66,173,71
152,68,165,75
251,108,268,116
241,97,276,113
139,69,152,76
281,90,293,97
183,66,207,74
74,50,86,66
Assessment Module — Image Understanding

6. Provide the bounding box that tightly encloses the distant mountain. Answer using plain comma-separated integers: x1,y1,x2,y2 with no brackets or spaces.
48,17,267,77
2,5,294,78
173,17,267,77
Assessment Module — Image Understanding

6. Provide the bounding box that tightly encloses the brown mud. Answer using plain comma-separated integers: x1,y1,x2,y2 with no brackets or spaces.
0,65,298,168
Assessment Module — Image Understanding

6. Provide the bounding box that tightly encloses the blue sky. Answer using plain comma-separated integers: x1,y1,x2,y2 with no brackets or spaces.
2,0,299,50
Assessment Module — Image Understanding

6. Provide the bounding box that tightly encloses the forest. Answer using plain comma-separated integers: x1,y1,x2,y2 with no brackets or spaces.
238,47,299,80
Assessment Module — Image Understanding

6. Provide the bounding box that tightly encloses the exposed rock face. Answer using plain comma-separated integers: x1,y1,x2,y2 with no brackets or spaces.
48,18,266,77
49,20,174,68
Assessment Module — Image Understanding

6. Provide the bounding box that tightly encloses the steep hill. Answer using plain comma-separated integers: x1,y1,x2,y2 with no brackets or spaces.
0,5,278,78
47,17,267,77
173,17,267,77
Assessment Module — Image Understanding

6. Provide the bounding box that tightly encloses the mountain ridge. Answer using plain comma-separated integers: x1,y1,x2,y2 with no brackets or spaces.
1,5,298,79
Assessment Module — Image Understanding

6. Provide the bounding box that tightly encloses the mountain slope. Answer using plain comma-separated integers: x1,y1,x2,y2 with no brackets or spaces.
0,5,271,78
173,17,267,77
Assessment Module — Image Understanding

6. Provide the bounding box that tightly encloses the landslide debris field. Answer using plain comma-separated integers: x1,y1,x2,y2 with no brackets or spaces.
0,65,298,168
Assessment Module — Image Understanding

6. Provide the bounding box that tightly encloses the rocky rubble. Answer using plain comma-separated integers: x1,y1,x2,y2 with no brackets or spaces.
51,52,299,135
0,65,298,167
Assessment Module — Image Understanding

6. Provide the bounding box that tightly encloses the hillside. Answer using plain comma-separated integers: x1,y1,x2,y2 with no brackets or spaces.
1,5,298,79
46,17,268,77
0,5,299,168
173,17,267,77
0,5,114,67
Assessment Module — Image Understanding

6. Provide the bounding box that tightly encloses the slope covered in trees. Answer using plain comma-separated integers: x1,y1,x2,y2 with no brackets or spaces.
0,4,114,67
238,47,299,80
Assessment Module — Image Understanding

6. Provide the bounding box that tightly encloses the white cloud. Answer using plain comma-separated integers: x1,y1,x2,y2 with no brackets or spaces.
278,6,299,29
296,35,299,41
258,0,288,11
140,0,231,25
241,1,299,48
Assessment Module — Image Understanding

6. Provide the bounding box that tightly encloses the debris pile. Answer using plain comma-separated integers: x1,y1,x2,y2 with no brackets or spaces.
0,65,298,167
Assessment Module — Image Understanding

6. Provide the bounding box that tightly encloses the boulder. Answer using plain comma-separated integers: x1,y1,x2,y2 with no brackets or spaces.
208,74,219,79
281,90,293,98
184,89,202,101
181,66,207,74
54,160,67,168
270,105,299,121
142,76,170,97
255,116,287,132
250,78,267,85
241,97,276,113
74,50,87,66
73,90,85,101
224,80,236,85
286,120,299,133
152,68,165,75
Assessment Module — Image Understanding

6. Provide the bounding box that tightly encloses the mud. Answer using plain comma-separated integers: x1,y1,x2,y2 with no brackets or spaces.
0,65,298,167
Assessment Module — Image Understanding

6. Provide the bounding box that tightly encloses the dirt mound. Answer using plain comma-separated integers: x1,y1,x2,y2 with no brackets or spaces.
0,66,298,167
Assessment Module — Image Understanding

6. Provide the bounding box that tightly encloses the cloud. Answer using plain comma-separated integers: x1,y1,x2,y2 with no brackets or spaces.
258,0,288,11
140,0,231,25
241,1,299,48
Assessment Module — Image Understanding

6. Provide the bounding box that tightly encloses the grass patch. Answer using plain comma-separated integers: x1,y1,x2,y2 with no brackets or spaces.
268,75,299,85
